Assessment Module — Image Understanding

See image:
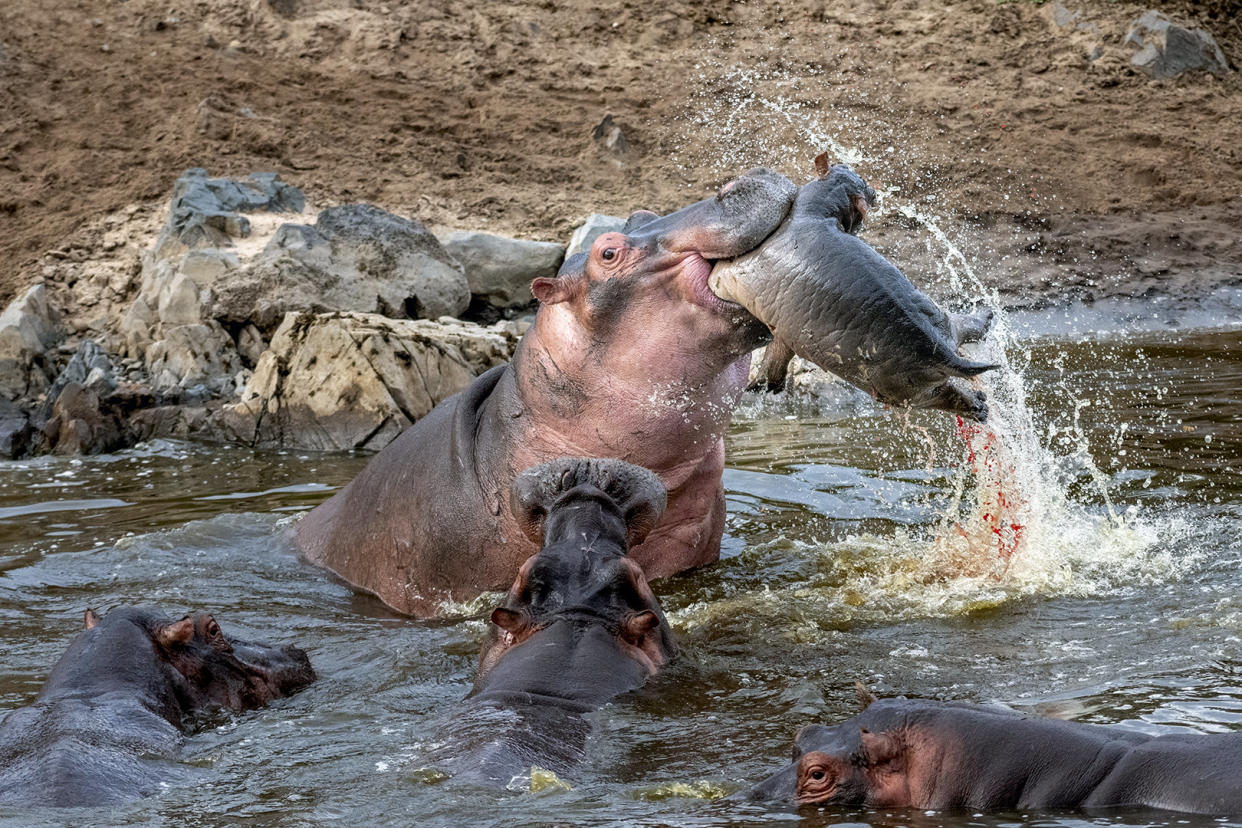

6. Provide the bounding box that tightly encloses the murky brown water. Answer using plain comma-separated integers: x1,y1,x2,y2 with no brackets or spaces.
0,318,1239,827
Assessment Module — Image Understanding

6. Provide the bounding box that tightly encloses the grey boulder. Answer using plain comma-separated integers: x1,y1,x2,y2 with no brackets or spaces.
211,204,470,329
439,231,564,308
1126,11,1229,78
153,168,305,259
566,214,626,258
0,285,63,401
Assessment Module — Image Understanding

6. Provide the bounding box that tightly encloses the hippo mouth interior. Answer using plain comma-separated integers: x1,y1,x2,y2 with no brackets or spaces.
686,253,743,313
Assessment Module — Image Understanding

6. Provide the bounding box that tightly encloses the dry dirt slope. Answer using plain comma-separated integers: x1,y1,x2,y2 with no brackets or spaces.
1,0,1240,306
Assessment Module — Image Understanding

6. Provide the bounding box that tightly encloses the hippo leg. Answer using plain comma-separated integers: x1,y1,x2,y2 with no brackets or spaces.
910,380,988,422
950,309,994,346
747,337,795,393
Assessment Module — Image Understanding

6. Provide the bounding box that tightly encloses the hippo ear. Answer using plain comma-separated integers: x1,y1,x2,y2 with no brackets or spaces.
858,728,904,769
622,209,660,233
854,680,877,711
157,616,195,650
83,608,99,630
814,152,830,178
531,276,572,306
490,607,530,636
621,610,659,646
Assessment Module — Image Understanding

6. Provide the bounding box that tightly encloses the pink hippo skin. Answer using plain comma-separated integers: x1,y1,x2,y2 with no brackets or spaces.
294,169,796,617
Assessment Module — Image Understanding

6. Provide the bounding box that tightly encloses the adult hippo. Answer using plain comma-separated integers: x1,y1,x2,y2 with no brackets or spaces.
425,457,675,784
741,696,1242,815
0,607,314,807
295,168,797,616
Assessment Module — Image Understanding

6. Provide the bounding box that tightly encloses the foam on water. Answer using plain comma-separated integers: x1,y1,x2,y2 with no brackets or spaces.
670,61,1193,619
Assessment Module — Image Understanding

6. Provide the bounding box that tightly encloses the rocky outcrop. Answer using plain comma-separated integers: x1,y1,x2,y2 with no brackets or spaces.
0,285,63,400
566,214,626,258
211,204,470,328
0,169,571,458
216,312,525,451
1125,11,1230,78
152,168,305,259
439,231,563,308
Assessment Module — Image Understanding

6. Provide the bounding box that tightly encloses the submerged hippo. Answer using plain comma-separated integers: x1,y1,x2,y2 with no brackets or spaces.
425,457,675,784
296,168,798,617
710,159,999,420
0,607,314,808
743,696,1242,815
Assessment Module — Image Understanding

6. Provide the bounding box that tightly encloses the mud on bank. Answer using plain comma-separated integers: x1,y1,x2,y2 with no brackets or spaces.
2,0,1240,306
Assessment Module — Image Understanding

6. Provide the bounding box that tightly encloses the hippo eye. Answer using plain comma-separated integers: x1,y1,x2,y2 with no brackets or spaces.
601,247,617,262
810,769,826,781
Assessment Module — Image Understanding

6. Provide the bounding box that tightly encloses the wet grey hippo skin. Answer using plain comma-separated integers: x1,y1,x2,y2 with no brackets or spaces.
743,696,1242,815
0,607,314,808
710,161,999,420
295,168,797,617
424,458,676,785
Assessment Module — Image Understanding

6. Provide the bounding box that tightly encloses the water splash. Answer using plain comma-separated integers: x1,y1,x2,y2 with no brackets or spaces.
671,61,1186,605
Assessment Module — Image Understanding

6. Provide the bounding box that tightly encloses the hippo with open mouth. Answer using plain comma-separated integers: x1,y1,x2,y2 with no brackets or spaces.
709,156,999,420
0,607,314,807
424,457,675,785
742,695,1242,815
295,168,798,617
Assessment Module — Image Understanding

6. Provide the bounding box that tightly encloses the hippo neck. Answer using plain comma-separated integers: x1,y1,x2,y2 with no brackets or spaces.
471,621,650,711
880,705,1136,809
38,624,186,728
511,321,749,471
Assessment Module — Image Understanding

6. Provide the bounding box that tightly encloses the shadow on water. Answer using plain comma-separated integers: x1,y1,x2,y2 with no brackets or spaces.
0,322,1239,826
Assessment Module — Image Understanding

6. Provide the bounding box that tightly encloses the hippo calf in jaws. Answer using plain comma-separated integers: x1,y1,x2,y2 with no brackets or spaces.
709,158,999,420
743,696,1242,815
296,168,799,617
0,607,314,808
422,457,676,785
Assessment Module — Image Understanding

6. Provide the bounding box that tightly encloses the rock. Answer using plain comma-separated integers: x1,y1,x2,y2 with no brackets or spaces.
439,231,564,307
236,323,266,366
152,168,305,260
145,322,244,397
0,398,32,459
0,284,63,400
566,214,626,259
592,114,630,154
210,204,470,328
46,340,118,402
41,382,124,456
217,311,523,451
1125,11,1229,78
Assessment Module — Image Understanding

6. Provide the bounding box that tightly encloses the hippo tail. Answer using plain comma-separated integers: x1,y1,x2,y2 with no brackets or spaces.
944,354,1002,378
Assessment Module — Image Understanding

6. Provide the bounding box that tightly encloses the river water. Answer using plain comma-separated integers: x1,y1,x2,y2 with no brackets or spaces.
0,312,1240,827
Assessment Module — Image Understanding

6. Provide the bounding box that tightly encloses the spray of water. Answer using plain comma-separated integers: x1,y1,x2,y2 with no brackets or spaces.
668,62,1189,612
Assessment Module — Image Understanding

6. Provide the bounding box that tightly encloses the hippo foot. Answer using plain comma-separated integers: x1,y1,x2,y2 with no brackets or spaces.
952,308,995,346
745,376,786,394
913,382,988,422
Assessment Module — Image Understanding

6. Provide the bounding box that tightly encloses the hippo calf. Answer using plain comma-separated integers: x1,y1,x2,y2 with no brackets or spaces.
710,157,999,420
424,457,676,785
0,607,314,807
744,696,1242,815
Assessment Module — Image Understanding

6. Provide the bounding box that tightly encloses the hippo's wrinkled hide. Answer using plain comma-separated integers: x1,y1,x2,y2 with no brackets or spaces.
745,697,1242,815
710,167,998,420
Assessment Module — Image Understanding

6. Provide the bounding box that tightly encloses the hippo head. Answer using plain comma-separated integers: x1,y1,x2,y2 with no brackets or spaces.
741,695,914,808
473,458,676,693
529,168,797,371
70,607,315,716
807,159,877,235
